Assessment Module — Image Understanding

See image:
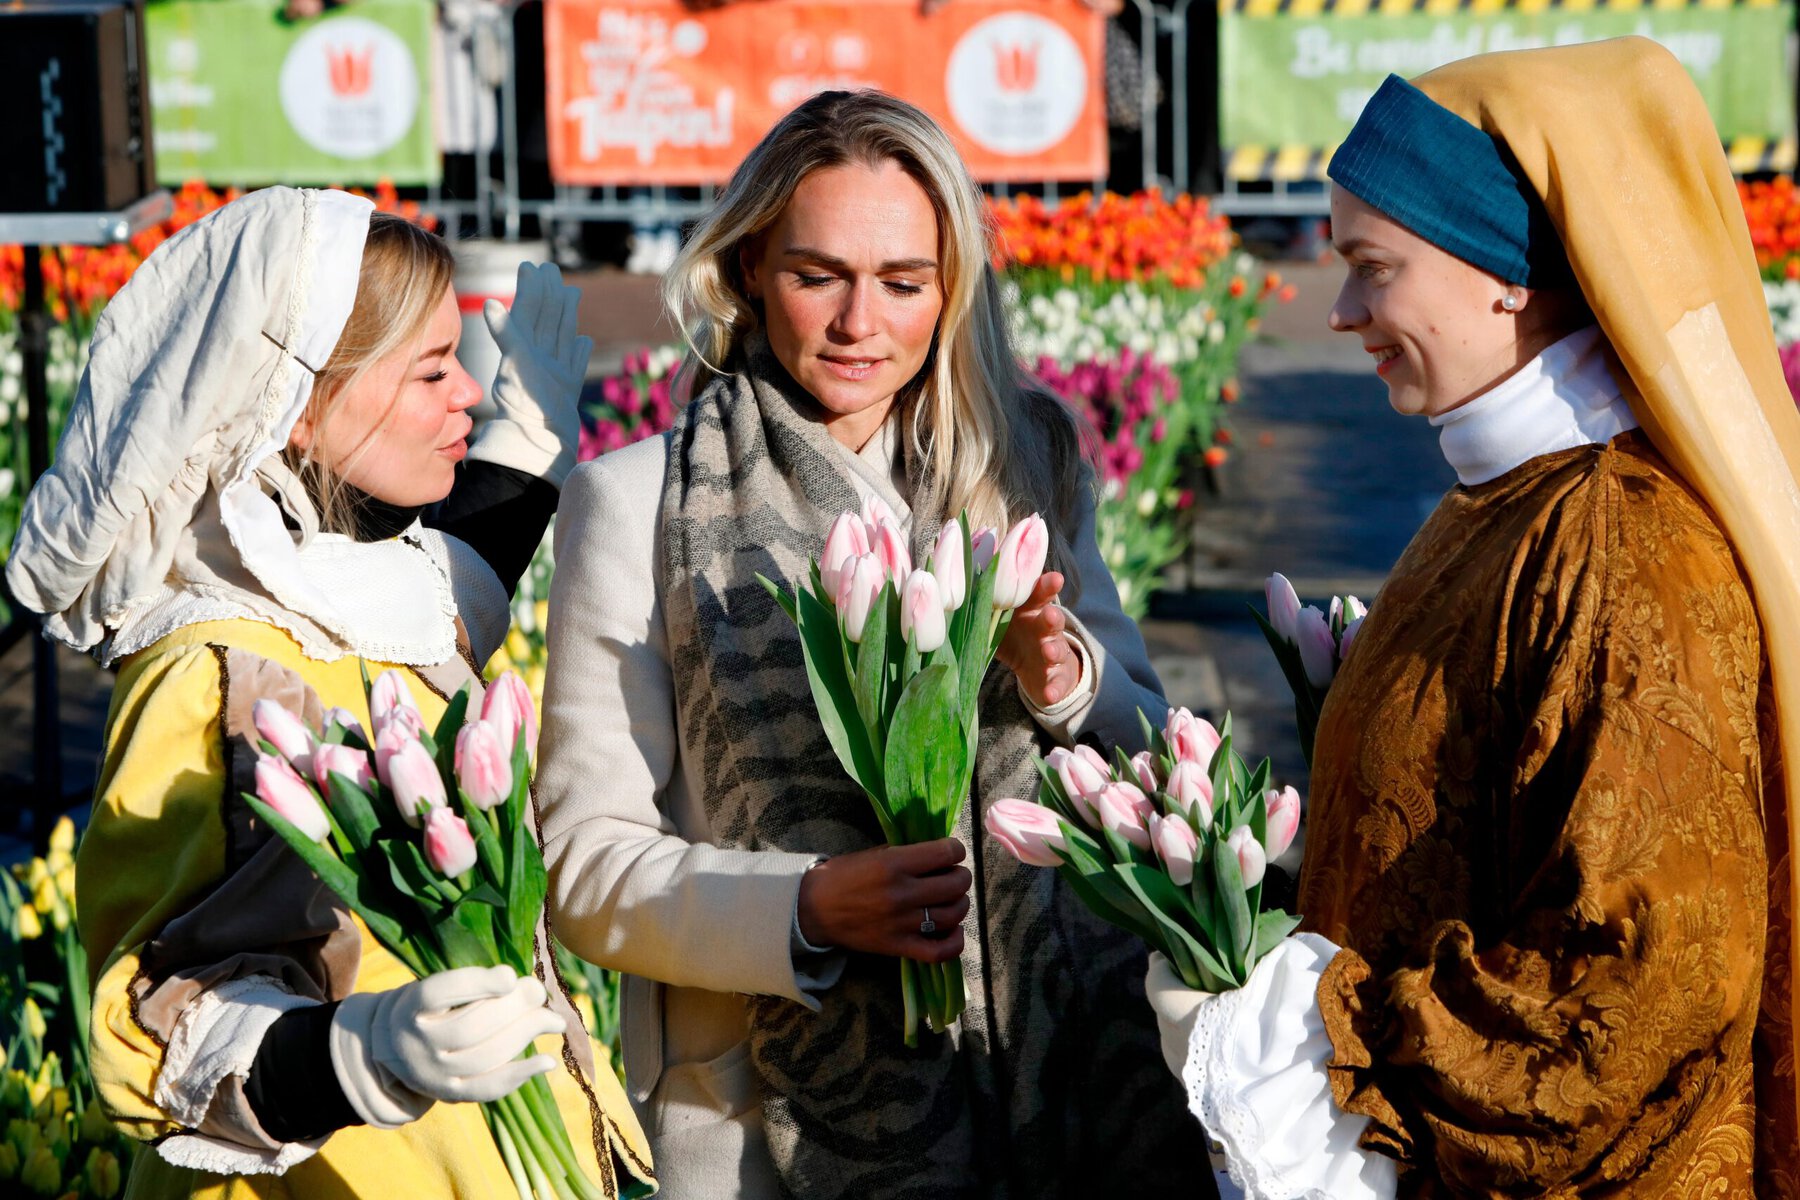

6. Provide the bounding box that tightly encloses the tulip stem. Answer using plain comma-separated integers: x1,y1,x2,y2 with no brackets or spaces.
490,1103,535,1200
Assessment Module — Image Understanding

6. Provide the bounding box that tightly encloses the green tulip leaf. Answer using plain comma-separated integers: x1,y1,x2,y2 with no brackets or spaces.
1251,909,1303,964
1213,843,1254,969
795,585,885,804
854,583,891,759
883,663,966,842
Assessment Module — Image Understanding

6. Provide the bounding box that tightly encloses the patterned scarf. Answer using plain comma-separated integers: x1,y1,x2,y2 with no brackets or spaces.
659,338,1194,1198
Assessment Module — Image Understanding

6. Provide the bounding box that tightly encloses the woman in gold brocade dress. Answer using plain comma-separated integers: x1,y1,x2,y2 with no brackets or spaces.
1145,38,1800,1198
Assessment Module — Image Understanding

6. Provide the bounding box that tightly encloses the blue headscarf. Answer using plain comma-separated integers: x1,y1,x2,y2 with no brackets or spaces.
1328,73,1569,287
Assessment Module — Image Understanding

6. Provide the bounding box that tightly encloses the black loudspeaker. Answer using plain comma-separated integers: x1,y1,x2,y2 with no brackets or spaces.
0,0,155,213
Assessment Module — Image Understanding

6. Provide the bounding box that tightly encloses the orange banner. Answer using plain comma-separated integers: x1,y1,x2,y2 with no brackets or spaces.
545,0,1107,185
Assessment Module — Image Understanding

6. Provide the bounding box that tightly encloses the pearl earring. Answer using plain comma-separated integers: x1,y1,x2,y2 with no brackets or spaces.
1502,294,1520,311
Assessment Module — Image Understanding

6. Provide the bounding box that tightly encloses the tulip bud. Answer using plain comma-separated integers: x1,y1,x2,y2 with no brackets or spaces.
1265,573,1302,643
1338,614,1365,661
1295,605,1338,689
481,671,539,764
1265,786,1302,860
971,526,999,571
1227,825,1267,889
79,1099,112,1147
984,798,1068,867
0,1141,17,1183
820,512,873,598
1165,759,1215,826
861,492,897,540
384,736,446,827
871,518,912,584
899,570,948,652
254,755,330,843
423,807,478,878
836,553,885,643
930,521,967,611
991,514,1050,610
1096,781,1154,851
1128,750,1158,794
322,707,368,745
85,1147,121,1200
46,817,74,866
312,742,374,794
252,699,314,775
20,1144,58,1197
1046,744,1110,826
21,999,45,1044
1150,814,1199,886
1343,595,1368,624
369,669,421,737
14,905,40,941
455,719,515,811
1163,707,1222,768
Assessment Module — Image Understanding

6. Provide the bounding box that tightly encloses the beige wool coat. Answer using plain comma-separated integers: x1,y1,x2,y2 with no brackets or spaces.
537,418,1165,1198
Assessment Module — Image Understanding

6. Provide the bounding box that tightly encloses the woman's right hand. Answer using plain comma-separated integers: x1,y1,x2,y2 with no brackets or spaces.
796,838,971,963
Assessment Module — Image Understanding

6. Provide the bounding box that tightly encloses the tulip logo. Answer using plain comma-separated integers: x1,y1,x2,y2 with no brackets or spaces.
992,41,1039,92
280,17,419,158
946,14,1086,156
326,44,374,97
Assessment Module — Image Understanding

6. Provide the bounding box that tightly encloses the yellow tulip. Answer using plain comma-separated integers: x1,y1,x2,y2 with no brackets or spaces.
78,1100,112,1148
504,628,531,664
15,904,42,940
53,864,74,904
24,860,52,912
532,600,550,633
45,818,75,873
20,1143,61,1196
6,1118,43,1167
84,1147,120,1199
2,1070,29,1112
21,1000,47,1047
33,1086,70,1126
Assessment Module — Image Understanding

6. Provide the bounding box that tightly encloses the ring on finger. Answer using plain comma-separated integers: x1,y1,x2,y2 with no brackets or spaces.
919,907,937,935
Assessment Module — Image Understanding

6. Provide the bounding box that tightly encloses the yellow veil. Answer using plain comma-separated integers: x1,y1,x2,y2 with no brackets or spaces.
1413,36,1800,1120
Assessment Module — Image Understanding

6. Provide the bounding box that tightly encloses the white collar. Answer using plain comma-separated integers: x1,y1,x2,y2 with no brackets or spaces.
1429,325,1638,486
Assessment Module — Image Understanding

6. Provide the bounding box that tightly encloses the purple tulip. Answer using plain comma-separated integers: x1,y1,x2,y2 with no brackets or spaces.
455,719,515,811
984,799,1068,868
423,807,478,878
255,755,329,843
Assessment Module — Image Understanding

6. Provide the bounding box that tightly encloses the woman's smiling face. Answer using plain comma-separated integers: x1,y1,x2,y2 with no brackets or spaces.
741,158,945,450
1327,187,1535,418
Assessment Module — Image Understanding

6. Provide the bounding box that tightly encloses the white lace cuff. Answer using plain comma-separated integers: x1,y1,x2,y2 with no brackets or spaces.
1186,933,1398,1200
152,975,325,1174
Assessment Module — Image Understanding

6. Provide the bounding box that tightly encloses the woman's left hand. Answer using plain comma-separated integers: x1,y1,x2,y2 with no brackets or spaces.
997,571,1081,709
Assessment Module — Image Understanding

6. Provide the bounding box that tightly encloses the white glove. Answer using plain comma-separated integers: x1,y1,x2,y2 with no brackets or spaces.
329,965,565,1130
468,261,593,488
1145,950,1211,1079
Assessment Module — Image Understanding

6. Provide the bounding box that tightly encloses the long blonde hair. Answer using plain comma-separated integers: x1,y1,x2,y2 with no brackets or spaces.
290,213,456,533
663,90,1089,592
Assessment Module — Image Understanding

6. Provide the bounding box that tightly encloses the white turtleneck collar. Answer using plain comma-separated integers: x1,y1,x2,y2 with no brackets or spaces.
1429,325,1639,487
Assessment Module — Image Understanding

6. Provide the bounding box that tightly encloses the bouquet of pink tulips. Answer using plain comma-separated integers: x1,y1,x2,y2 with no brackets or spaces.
246,668,627,1200
985,707,1302,992
1254,572,1365,768
760,496,1050,1045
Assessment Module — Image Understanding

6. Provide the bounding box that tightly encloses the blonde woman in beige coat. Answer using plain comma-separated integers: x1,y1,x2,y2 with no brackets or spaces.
536,91,1192,1199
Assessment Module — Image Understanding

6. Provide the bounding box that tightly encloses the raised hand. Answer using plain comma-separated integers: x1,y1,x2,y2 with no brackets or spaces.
997,570,1081,709
473,262,593,487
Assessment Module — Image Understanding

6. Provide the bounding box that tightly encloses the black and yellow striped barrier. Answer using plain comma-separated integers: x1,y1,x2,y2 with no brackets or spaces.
1226,136,1796,180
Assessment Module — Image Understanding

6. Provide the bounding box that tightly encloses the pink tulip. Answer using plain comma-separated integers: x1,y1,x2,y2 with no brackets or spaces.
861,492,898,540
836,553,885,643
1150,814,1199,886
930,521,966,611
255,755,329,843
1128,750,1158,794
252,699,314,775
1096,781,1155,850
322,707,367,745
455,719,515,811
383,735,446,827
1265,786,1302,860
871,518,912,583
481,671,539,764
1046,744,1110,825
1265,573,1302,643
1164,707,1222,768
1295,606,1338,689
423,807,478,878
1165,759,1214,826
820,512,872,598
1343,596,1367,624
984,798,1068,867
971,526,999,572
899,570,947,652
1227,825,1266,889
369,670,421,736
1338,614,1365,661
991,515,1049,610
312,742,374,793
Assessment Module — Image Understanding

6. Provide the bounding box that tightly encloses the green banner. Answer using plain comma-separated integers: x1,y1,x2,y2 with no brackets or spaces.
146,0,440,186
1222,2,1795,155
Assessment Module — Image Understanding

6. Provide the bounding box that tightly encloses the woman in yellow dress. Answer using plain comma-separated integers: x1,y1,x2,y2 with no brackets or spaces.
5,187,654,1198
1147,38,1800,1197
